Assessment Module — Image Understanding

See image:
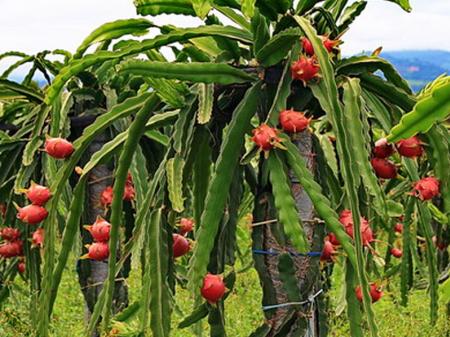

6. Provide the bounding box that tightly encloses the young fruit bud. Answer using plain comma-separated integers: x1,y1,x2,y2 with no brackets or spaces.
100,186,113,207
201,273,226,303
291,56,320,85
25,183,51,206
322,36,341,53
412,177,440,201
172,234,190,258
394,223,403,234
355,283,383,303
390,248,402,258
279,109,311,133
396,136,424,158
123,183,135,201
0,203,6,218
178,218,195,236
44,137,74,159
126,172,133,184
31,228,44,248
17,261,26,274
326,233,340,246
251,124,281,152
301,36,341,56
86,242,109,261
372,138,395,159
301,37,314,56
17,205,48,225
320,240,337,262
0,240,23,258
85,217,111,242
0,227,21,242
371,158,397,179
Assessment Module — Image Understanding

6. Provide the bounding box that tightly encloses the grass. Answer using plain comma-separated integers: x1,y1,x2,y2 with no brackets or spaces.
0,255,448,337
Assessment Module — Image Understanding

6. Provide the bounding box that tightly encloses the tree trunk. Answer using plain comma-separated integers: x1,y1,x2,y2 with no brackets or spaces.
252,130,325,337
76,133,128,337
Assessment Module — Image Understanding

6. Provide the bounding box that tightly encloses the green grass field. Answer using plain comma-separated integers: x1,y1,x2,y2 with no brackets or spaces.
0,256,448,337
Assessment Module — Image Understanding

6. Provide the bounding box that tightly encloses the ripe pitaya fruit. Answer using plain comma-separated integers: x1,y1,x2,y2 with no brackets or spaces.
396,136,424,158
291,56,320,85
279,109,311,133
412,177,440,201
17,205,48,225
201,273,226,303
371,158,397,179
44,137,74,159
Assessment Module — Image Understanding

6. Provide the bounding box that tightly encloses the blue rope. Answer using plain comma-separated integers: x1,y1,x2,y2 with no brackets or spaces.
252,249,321,257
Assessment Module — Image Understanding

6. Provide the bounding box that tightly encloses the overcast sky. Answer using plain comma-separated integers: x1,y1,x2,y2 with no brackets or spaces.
0,0,449,59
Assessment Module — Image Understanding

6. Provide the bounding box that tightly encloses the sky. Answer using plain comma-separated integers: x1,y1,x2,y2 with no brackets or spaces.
0,0,449,61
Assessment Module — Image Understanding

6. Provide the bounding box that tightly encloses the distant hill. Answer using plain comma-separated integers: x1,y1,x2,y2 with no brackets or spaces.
381,50,450,92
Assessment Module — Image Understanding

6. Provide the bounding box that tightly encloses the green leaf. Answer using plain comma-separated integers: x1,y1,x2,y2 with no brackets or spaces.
256,28,301,67
294,16,379,337
197,83,214,124
141,208,172,336
440,278,450,304
187,81,262,292
119,60,256,84
192,0,212,18
338,1,367,33
268,151,309,253
0,79,44,103
386,200,404,217
384,0,411,12
342,78,387,217
166,156,185,213
417,202,439,324
266,43,299,125
283,139,356,268
134,0,196,16
337,55,411,94
387,79,450,142
178,303,209,328
101,94,161,330
242,0,256,18
427,126,450,221
214,5,251,31
45,25,253,104
74,19,153,58
296,0,323,15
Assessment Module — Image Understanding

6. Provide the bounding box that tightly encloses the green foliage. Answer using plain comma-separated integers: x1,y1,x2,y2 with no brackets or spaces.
268,152,309,253
388,77,450,142
187,81,262,292
1,1,449,337
119,60,256,84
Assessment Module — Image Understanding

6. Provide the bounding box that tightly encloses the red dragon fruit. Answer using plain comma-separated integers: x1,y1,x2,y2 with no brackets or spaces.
17,205,48,225
279,109,311,133
201,273,226,303
291,56,320,85
24,182,51,206
372,138,395,159
412,177,440,201
371,158,397,179
44,137,74,159
396,136,424,158
251,124,282,152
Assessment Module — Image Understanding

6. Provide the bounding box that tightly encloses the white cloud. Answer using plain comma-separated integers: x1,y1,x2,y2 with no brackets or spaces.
342,0,450,54
0,0,449,71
